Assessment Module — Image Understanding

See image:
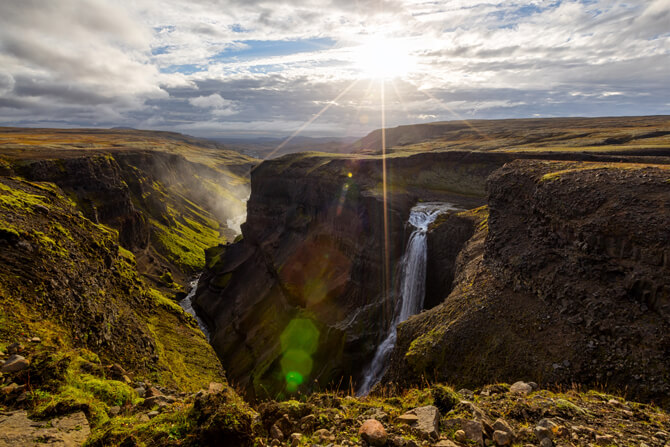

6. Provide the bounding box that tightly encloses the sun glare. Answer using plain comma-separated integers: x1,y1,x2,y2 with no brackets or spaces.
351,36,416,79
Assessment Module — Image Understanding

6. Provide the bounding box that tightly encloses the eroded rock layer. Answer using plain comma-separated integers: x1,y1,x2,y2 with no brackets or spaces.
387,160,670,407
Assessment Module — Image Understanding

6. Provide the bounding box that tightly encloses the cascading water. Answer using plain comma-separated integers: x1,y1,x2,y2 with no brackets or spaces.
358,202,457,395
179,276,211,341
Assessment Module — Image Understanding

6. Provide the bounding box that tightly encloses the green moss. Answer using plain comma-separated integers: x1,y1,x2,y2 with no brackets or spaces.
84,407,195,447
432,384,460,413
30,350,140,427
51,222,74,241
0,180,51,211
118,246,136,263
145,307,224,392
205,245,226,269
31,230,68,257
160,270,174,286
405,325,448,374
0,222,20,239
150,215,224,272
148,288,183,314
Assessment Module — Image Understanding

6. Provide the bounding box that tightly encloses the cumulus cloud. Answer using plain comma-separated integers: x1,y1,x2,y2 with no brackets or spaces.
0,0,668,136
189,93,238,116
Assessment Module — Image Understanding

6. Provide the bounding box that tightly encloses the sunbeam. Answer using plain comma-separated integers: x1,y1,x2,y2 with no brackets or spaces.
257,79,362,164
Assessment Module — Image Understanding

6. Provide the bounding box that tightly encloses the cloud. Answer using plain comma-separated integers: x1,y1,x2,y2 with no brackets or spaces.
189,93,239,116
0,0,668,136
190,93,234,109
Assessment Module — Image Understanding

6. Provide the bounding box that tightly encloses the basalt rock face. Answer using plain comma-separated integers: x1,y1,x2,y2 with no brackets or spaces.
17,155,150,250
387,160,670,406
13,150,253,278
486,160,670,324
193,151,514,398
424,212,477,310
195,156,412,399
486,160,670,402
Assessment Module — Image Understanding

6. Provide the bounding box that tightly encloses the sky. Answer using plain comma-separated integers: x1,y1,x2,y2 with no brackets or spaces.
0,0,668,138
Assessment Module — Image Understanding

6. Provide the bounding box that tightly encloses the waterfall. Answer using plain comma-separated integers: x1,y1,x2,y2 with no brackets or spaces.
358,202,456,395
179,276,211,341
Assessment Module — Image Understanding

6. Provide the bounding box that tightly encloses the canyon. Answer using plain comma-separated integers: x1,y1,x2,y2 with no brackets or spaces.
0,119,669,446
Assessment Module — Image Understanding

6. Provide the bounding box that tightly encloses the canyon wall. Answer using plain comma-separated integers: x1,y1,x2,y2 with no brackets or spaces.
387,159,670,406
193,151,518,398
12,151,254,280
194,151,663,398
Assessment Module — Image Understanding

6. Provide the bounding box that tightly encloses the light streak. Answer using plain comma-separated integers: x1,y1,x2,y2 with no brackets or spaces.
255,79,361,164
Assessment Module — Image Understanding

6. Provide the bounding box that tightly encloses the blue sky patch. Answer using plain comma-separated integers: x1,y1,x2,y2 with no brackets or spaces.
151,46,171,56
160,64,203,75
211,38,336,63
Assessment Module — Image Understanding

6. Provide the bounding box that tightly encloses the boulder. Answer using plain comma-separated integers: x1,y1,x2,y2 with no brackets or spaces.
493,429,512,445
1,355,29,373
399,405,440,440
463,420,484,446
359,419,388,446
492,418,515,439
509,381,533,395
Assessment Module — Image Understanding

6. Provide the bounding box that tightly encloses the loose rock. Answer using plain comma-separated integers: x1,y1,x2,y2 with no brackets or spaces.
290,432,302,447
492,418,515,439
359,419,388,446
493,429,512,446
0,355,29,373
399,406,439,440
270,423,284,441
462,420,484,446
509,381,533,395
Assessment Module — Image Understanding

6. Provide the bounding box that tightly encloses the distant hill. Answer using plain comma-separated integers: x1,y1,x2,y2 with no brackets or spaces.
213,135,358,159
352,115,670,155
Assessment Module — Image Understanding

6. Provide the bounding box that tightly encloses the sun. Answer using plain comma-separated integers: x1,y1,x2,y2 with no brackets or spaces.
351,36,417,80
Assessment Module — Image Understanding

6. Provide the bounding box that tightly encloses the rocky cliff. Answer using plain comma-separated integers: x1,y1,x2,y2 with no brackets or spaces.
387,160,670,407
0,129,259,445
194,149,669,400
194,151,508,398
195,146,670,407
0,127,256,284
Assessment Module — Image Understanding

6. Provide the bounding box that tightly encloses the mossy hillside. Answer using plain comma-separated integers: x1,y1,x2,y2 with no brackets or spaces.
123,162,229,273
0,176,224,393
2,137,253,286
28,349,142,427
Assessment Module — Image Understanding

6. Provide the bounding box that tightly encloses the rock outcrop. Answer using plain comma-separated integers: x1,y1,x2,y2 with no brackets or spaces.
194,151,511,398
387,160,670,407
197,149,670,401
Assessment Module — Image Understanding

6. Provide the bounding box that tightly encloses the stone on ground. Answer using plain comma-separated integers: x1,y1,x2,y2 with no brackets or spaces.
509,381,533,395
0,355,29,373
399,405,440,440
359,419,388,446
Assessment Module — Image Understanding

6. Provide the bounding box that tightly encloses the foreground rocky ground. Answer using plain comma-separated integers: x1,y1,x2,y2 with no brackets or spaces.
1,343,669,447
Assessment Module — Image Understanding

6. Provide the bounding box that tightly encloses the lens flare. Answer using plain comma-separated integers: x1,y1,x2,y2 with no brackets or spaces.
280,318,320,392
